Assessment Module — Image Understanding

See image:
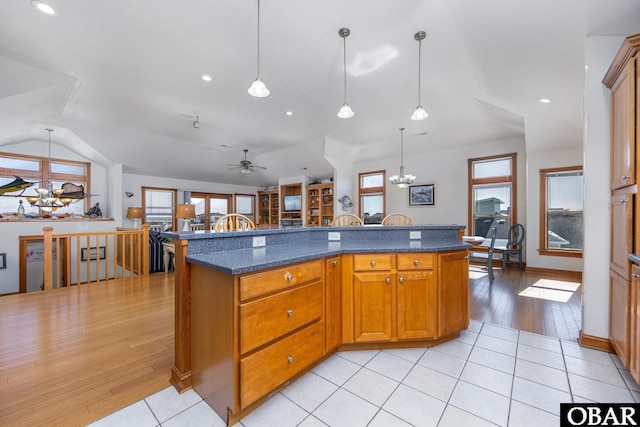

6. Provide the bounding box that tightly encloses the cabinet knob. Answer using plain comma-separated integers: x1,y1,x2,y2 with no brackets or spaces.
287,309,294,317
287,356,294,364
622,175,630,180
414,260,419,266
633,273,640,279
332,260,338,266
285,273,293,281
386,277,391,284
399,277,404,283
370,260,376,267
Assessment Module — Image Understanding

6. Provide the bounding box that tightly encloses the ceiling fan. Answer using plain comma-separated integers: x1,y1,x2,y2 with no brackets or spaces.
226,149,267,174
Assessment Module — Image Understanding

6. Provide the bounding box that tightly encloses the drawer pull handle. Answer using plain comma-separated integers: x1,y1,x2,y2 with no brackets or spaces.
287,309,294,317
414,260,419,266
371,260,376,267
332,260,338,266
287,356,294,364
386,277,391,284
285,273,293,281
622,175,630,180
633,273,640,279
399,277,404,283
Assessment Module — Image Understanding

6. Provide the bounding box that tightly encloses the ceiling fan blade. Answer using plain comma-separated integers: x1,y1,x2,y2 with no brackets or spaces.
252,165,267,170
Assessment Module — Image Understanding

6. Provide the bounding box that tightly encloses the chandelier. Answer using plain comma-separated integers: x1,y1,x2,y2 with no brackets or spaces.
389,128,416,188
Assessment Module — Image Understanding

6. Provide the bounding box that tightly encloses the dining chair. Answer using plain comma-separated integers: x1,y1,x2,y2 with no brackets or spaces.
331,213,363,226
381,213,414,226
469,227,497,283
213,213,256,231
494,223,525,270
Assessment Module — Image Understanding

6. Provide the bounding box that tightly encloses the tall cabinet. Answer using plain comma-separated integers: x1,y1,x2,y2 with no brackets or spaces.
307,183,334,226
603,34,640,372
257,189,279,228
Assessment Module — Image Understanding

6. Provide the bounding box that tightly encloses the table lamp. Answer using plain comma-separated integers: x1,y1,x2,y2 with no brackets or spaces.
126,207,143,229
176,203,196,231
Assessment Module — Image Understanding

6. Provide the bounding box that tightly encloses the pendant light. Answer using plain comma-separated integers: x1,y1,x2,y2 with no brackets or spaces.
337,27,354,118
248,0,270,98
411,31,429,121
389,128,416,188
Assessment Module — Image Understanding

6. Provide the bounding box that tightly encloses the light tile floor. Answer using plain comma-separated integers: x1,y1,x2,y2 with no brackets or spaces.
88,320,640,427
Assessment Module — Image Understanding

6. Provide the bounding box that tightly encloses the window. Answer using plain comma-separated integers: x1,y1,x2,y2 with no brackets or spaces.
142,187,177,231
539,167,583,257
235,194,255,224
0,151,90,215
189,192,231,230
359,170,385,224
468,153,517,240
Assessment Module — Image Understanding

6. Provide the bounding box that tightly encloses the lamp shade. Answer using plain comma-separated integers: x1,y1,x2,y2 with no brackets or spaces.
126,207,143,219
175,204,196,219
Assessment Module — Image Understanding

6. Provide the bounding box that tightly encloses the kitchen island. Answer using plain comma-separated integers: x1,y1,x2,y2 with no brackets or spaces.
163,225,471,425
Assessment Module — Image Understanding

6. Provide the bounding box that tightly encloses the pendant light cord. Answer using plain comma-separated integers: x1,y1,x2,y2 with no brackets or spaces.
417,38,422,106
256,0,261,78
343,34,347,104
400,128,405,169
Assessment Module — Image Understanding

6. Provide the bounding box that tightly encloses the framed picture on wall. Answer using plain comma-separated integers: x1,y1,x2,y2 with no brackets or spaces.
81,246,106,262
409,184,435,206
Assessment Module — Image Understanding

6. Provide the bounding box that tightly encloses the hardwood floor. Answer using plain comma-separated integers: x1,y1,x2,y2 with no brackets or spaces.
0,265,582,426
469,264,582,342
0,273,174,427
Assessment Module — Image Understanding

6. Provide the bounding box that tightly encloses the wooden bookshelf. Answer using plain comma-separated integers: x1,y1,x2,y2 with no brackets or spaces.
307,183,333,226
257,189,279,227
280,183,302,227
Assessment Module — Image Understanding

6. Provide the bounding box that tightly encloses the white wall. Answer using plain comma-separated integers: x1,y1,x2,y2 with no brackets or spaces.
122,173,262,228
581,36,624,339
350,136,527,233
525,149,583,272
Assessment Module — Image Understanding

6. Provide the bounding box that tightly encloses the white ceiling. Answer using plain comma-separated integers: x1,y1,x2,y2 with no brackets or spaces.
0,0,639,187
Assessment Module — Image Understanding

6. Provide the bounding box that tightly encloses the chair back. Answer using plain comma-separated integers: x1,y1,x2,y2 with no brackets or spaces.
213,213,256,231
331,213,363,226
507,223,525,249
381,213,414,226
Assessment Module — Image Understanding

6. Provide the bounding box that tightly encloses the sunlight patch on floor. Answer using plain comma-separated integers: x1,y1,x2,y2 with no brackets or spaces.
518,286,574,302
469,270,489,280
532,279,581,292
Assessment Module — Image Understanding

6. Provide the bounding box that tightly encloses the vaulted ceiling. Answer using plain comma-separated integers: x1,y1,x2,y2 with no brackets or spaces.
0,0,639,187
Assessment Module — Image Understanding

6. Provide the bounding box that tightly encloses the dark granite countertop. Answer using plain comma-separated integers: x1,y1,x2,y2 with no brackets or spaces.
187,239,469,275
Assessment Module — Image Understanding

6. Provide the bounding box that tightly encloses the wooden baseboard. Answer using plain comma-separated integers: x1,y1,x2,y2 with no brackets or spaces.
578,330,615,353
170,366,192,393
524,266,582,281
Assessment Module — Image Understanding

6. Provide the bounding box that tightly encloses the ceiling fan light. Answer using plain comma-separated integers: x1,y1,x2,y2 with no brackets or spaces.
248,78,270,98
241,168,252,174
411,106,429,121
337,103,355,119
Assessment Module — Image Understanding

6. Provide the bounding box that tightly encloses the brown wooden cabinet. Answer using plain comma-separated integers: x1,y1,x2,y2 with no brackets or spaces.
280,183,303,227
631,264,640,382
307,183,334,226
257,189,279,227
438,250,470,337
604,34,640,369
325,256,342,353
397,254,437,340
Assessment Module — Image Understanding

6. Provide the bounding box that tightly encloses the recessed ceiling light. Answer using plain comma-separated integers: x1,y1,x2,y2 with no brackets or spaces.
539,98,551,104
201,75,212,82
32,1,57,15
285,111,293,116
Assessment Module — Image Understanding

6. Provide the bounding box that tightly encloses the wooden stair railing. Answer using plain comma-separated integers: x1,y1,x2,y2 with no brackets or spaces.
31,225,150,291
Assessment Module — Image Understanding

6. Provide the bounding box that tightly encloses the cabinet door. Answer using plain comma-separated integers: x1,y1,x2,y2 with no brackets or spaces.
353,272,392,342
610,188,635,279
325,256,342,352
397,270,436,340
438,251,469,337
610,269,631,369
631,265,640,383
610,59,635,190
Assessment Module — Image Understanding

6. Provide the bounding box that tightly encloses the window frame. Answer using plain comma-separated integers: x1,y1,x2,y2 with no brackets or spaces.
142,186,178,231
467,153,517,237
358,170,386,224
538,166,583,258
0,151,91,213
190,192,232,230
234,193,256,224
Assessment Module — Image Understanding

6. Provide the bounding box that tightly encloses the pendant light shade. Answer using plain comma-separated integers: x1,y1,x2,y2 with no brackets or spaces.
337,27,354,118
389,128,416,188
411,31,429,121
248,0,270,98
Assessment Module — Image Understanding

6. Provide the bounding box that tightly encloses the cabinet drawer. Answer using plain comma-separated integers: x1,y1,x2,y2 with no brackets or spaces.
397,253,435,270
240,281,323,353
240,321,324,408
353,254,393,271
240,259,323,300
